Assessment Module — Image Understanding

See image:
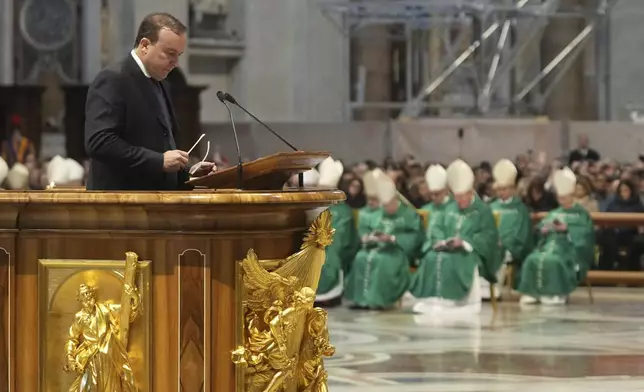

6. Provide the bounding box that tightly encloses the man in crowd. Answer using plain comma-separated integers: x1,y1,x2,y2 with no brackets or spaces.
410,160,499,315
518,168,595,305
486,159,533,298
569,134,600,165
345,175,423,310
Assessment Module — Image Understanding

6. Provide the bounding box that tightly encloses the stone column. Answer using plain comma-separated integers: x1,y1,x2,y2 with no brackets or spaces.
82,0,103,83
107,0,135,61
353,26,392,121
0,0,14,84
542,0,587,120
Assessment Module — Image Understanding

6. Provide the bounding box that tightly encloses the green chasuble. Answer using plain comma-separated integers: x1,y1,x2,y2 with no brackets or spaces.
344,203,423,308
356,205,380,238
317,203,359,295
489,197,534,286
419,197,453,244
410,197,499,300
518,204,595,298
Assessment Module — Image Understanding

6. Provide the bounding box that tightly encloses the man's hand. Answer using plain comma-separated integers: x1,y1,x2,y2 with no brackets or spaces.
449,238,463,249
554,223,568,232
433,240,447,250
163,150,189,172
189,161,218,177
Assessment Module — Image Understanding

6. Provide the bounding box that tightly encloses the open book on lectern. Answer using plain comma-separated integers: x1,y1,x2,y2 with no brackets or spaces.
186,151,330,190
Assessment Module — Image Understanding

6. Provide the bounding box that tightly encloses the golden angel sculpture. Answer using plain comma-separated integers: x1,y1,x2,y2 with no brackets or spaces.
64,253,142,392
232,209,336,392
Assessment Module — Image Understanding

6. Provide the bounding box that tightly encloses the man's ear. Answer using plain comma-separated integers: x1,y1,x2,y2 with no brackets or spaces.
139,38,151,53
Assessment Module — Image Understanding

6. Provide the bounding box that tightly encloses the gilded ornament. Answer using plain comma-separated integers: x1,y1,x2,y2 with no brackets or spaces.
63,252,142,392
232,210,336,392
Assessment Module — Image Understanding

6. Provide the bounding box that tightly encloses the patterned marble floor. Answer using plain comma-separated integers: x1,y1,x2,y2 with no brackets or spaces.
325,288,644,391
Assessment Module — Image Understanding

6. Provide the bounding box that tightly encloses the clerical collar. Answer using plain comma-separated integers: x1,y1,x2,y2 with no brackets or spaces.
442,195,450,204
131,49,151,78
500,196,514,204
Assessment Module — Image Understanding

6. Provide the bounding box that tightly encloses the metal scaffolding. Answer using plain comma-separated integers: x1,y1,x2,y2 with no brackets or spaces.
318,0,617,119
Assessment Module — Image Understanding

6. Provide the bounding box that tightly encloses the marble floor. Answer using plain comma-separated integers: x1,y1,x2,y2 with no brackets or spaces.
325,288,644,391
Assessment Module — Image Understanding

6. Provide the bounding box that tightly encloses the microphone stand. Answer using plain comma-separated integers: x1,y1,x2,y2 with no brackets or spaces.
217,92,243,190
223,93,304,188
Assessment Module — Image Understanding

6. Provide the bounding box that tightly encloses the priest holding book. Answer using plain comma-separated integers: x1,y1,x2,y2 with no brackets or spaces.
411,159,499,315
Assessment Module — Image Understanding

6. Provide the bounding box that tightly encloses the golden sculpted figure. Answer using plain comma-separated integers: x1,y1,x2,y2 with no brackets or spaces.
64,252,142,392
232,210,336,392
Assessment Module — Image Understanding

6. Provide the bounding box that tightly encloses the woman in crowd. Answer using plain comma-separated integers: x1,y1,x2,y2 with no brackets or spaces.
575,175,599,213
598,180,644,271
525,177,559,212
340,175,367,209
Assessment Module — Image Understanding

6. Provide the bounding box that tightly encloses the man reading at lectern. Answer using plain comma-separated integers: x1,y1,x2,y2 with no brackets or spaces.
85,13,216,190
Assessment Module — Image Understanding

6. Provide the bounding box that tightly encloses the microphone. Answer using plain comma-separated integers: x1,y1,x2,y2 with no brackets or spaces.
216,91,243,189
222,92,304,187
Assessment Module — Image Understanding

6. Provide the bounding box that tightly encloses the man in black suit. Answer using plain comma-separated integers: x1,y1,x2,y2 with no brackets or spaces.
568,134,601,165
85,12,215,190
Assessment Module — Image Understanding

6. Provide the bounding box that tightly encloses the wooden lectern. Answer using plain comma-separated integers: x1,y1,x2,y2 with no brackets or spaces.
2,152,343,392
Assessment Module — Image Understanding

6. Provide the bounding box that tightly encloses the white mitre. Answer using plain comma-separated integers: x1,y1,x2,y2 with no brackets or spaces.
553,167,576,196
425,164,447,191
376,175,398,204
0,158,8,187
318,157,343,188
301,169,320,187
47,155,70,185
6,163,29,189
446,159,474,194
362,171,377,197
493,159,518,187
65,158,85,183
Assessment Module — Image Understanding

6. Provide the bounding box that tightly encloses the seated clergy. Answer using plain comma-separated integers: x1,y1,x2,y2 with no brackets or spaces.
518,168,595,305
410,164,454,298
0,158,8,189
46,155,69,187
316,157,358,307
411,159,499,315
6,162,30,189
419,164,452,236
484,159,533,299
357,169,384,229
344,175,423,310
65,158,86,185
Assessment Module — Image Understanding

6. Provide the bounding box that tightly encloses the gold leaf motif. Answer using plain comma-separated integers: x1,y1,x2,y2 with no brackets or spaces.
232,209,335,392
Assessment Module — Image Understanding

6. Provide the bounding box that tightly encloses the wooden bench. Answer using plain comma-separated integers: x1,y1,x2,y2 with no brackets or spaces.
586,270,644,286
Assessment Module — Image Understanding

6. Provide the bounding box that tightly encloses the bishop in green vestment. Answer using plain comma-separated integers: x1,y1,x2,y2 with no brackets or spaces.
356,169,385,239
418,165,452,243
518,167,595,305
411,160,499,315
344,175,423,309
410,164,452,297
315,157,359,306
484,159,533,298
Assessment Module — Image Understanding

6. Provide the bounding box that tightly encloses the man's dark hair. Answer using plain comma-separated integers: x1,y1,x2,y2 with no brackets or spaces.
133,13,187,48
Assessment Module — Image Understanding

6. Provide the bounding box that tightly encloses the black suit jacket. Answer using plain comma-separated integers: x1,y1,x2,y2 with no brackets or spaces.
568,148,600,165
84,54,192,190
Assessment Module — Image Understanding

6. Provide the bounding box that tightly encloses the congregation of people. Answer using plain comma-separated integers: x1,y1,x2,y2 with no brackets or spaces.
302,134,644,314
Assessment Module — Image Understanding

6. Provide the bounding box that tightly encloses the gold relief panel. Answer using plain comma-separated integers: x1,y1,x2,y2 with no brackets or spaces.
38,254,151,392
232,210,336,392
